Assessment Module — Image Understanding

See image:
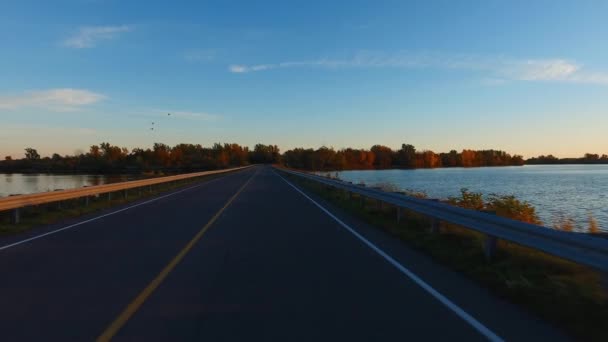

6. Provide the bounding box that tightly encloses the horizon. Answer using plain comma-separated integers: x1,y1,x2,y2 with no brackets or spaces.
2,1,608,159
3,140,605,161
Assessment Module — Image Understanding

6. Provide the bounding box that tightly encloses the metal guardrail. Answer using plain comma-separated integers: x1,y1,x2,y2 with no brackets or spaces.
278,167,608,273
0,166,252,223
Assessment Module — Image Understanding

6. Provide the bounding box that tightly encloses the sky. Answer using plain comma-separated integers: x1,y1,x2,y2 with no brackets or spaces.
1,0,608,159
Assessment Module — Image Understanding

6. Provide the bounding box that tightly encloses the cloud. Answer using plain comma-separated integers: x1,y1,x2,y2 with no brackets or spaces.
229,65,249,73
64,25,132,48
228,51,608,85
501,59,580,81
0,88,106,111
228,51,464,73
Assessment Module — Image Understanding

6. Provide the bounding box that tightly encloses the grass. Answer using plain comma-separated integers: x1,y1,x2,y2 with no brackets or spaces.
282,172,608,342
0,172,230,236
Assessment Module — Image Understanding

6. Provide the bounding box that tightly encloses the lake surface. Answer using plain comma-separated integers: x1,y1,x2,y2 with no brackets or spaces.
0,174,137,198
329,165,608,232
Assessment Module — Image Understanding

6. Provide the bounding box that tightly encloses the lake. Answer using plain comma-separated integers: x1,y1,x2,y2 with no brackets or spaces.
0,174,137,198
2,166,607,232
328,165,608,232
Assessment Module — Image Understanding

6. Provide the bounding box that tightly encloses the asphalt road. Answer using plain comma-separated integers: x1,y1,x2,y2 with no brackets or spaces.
0,166,568,341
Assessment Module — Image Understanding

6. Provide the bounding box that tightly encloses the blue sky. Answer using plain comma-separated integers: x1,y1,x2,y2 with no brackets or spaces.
1,0,607,158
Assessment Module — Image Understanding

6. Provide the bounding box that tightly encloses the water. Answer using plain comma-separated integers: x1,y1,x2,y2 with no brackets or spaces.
328,165,608,232
0,174,137,198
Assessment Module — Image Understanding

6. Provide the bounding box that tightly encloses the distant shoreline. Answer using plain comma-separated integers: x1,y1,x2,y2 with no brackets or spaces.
5,162,608,175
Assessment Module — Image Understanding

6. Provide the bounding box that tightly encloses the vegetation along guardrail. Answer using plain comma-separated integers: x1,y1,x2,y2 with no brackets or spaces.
0,166,252,224
277,167,608,273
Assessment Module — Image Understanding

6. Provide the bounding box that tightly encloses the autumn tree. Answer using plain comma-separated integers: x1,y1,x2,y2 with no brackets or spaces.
461,149,477,167
89,145,101,158
440,150,460,167
370,145,393,169
251,144,281,164
24,147,40,160
397,144,416,168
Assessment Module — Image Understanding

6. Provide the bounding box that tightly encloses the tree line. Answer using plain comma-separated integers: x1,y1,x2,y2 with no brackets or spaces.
526,153,608,165
1,143,280,174
1,142,535,173
282,144,524,171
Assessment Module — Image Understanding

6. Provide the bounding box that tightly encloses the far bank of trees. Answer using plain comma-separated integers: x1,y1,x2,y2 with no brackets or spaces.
0,143,280,174
526,153,608,165
1,142,542,173
282,144,524,171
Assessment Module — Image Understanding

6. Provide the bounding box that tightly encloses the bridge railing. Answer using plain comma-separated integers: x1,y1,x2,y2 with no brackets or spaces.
277,167,608,273
0,166,252,224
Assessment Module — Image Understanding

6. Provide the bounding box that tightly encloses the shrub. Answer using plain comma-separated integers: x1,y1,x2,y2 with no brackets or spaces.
553,215,576,232
588,213,600,234
448,188,484,210
486,194,542,225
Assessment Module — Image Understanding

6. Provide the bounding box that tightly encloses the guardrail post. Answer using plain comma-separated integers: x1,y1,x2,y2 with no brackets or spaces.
123,190,128,200
429,199,440,233
11,208,20,224
430,218,440,233
484,235,498,261
482,210,498,261
108,192,112,202
85,196,89,207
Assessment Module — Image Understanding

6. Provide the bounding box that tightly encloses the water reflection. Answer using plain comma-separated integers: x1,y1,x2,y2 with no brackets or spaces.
0,174,134,197
332,165,608,232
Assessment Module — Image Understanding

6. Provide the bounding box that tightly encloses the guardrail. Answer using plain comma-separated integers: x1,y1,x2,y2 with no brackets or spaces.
0,166,252,224
278,167,608,273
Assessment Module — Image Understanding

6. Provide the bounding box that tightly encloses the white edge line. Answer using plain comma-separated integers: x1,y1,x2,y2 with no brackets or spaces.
0,171,245,252
274,170,504,342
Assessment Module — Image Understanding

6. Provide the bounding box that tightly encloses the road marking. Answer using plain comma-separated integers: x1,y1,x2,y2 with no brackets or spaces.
275,171,504,342
0,170,251,252
96,168,258,342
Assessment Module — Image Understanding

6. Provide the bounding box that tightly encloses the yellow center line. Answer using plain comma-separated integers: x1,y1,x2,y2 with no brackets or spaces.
97,168,259,342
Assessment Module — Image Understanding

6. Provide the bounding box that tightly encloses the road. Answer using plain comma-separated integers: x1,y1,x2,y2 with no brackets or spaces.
0,166,567,341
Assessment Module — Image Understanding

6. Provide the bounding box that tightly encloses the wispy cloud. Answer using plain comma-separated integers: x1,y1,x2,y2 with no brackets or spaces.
0,88,106,111
229,65,249,73
64,25,132,48
500,59,579,81
228,51,608,85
